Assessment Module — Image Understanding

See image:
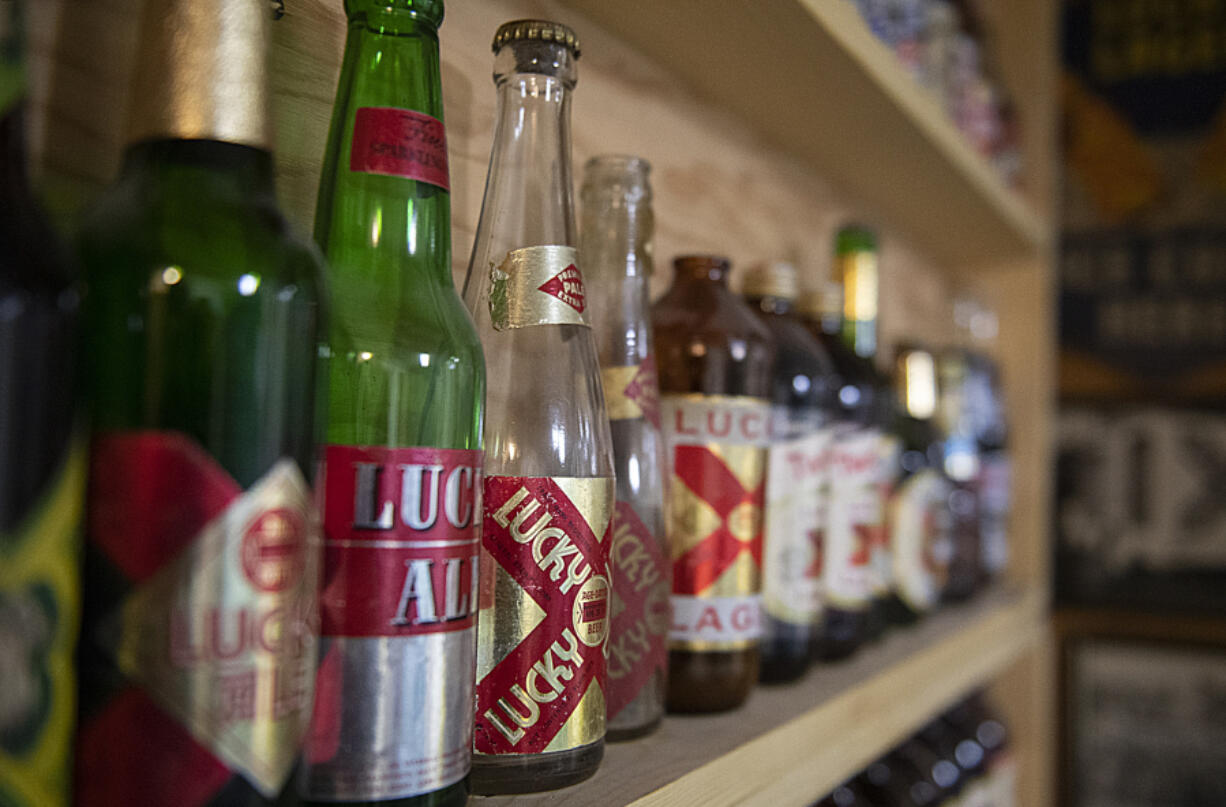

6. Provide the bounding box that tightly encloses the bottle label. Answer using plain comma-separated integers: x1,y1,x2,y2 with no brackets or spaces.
0,437,84,807
489,245,590,331
660,395,768,651
890,468,953,613
349,106,450,190
302,446,482,800
601,355,661,429
474,476,613,756
871,432,902,597
78,433,319,804
761,426,832,626
606,501,670,723
824,429,880,610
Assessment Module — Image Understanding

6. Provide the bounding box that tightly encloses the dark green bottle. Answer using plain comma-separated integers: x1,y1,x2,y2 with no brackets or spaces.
75,1,325,805
0,3,83,806
303,2,482,806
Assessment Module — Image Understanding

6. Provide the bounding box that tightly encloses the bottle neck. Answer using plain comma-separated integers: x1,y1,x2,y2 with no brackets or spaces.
673,263,729,286
0,100,29,199
126,0,271,150
837,249,879,360
121,139,276,200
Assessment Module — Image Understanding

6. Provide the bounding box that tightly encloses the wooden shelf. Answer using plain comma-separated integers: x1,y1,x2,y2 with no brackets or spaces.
479,588,1045,807
557,0,1050,269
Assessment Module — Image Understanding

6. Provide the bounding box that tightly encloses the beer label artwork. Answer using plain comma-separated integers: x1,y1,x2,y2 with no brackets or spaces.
601,355,662,429
79,433,319,804
890,469,953,613
0,439,83,807
489,246,590,331
349,106,450,190
661,395,768,651
761,427,831,626
606,501,669,722
474,476,613,755
825,429,881,610
304,446,483,800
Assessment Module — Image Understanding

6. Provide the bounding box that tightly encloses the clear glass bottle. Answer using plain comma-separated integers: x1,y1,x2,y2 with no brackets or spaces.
742,262,837,683
652,255,775,713
304,2,483,806
461,19,615,794
580,155,669,740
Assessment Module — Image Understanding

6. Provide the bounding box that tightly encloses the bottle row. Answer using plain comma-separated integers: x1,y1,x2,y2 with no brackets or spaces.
816,691,1017,807
0,2,1010,807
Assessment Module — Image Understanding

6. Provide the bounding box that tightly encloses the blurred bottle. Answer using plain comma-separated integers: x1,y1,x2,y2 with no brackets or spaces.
580,155,669,740
653,255,774,712
887,346,953,623
742,261,837,683
75,1,325,804
462,19,615,794
896,736,963,806
817,778,878,807
303,1,484,805
972,356,1010,586
0,4,83,806
936,348,981,602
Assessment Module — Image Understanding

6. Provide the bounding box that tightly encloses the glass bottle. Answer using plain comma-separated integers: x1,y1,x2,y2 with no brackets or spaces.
937,348,981,601
580,155,669,740
0,4,83,806
973,352,1010,585
74,1,325,804
886,346,953,623
303,2,483,806
652,255,775,712
461,19,615,794
742,261,837,683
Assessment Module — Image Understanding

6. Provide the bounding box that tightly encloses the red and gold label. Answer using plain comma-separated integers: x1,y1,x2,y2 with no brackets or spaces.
824,429,879,610
349,106,449,190
78,433,319,805
606,501,669,722
474,476,613,756
488,246,590,331
601,355,661,430
318,446,482,638
661,395,768,651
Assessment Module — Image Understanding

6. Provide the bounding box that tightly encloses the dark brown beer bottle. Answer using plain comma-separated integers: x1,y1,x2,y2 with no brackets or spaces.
652,255,774,712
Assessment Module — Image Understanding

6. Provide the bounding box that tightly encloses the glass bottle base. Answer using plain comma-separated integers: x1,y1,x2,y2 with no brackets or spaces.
469,741,604,795
666,648,757,713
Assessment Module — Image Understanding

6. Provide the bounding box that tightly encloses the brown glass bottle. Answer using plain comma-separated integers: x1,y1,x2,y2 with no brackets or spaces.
652,255,775,712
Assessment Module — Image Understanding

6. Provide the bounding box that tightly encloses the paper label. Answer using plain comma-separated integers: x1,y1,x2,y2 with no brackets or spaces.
661,395,768,650
871,432,902,597
489,246,590,331
0,438,84,807
606,501,669,722
474,476,613,755
349,106,450,190
601,355,662,430
79,433,319,804
890,468,953,613
761,427,832,626
824,429,879,610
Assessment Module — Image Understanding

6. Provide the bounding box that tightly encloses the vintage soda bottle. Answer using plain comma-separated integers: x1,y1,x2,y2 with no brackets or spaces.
75,0,325,804
303,1,484,805
742,262,837,683
653,255,774,712
0,4,83,805
461,20,615,794
580,155,670,739
887,346,953,623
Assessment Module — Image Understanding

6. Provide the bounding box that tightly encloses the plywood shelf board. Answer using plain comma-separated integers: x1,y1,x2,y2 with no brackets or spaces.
556,0,1050,269
479,589,1044,807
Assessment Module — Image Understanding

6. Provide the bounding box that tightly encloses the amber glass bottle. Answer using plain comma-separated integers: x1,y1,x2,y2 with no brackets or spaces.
652,255,774,712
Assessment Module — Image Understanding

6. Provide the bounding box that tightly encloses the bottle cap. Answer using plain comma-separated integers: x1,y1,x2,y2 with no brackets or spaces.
742,261,799,301
835,224,877,255
493,19,581,58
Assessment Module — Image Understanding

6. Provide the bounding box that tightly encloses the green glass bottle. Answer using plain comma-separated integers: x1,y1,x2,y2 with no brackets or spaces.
303,2,483,806
0,3,83,806
75,1,325,805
